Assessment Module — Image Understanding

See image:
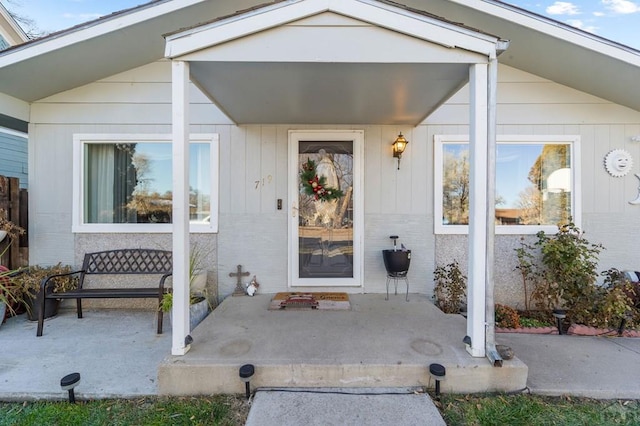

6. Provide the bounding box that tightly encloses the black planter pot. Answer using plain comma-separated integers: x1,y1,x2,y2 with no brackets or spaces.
382,249,411,276
25,295,60,322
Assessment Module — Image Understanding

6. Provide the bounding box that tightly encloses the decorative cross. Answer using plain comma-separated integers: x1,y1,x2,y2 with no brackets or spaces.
230,264,250,296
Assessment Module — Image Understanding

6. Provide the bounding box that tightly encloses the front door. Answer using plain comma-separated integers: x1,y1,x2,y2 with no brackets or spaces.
288,130,363,287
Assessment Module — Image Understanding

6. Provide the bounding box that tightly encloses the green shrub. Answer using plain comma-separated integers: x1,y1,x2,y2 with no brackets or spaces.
495,304,521,328
517,222,639,329
531,221,603,319
514,237,543,312
519,317,553,328
434,261,466,314
595,268,636,329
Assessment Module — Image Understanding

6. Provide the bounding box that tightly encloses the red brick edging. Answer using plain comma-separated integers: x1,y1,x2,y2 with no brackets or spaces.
496,326,558,334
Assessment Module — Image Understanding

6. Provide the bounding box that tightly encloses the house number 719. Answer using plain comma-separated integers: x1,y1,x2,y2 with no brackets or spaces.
254,175,273,189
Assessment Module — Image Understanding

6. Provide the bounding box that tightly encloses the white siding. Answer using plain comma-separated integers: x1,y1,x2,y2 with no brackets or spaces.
28,61,640,304
431,65,640,306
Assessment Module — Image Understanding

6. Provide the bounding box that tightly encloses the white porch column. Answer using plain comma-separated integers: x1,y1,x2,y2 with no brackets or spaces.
466,63,489,358
484,54,500,365
171,60,191,356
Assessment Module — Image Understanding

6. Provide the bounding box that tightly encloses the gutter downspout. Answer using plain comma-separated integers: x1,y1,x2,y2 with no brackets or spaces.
485,41,508,367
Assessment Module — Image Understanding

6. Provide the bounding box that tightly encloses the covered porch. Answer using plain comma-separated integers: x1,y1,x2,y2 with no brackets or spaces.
166,0,508,364
158,294,527,394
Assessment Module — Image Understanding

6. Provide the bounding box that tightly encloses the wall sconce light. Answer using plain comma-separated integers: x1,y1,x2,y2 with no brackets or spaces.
392,132,409,170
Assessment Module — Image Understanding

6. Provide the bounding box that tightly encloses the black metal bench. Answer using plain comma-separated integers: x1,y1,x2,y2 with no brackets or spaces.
36,249,172,337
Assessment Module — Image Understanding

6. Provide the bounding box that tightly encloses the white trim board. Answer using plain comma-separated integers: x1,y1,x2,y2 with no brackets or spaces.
288,129,365,288
433,134,582,235
72,133,219,234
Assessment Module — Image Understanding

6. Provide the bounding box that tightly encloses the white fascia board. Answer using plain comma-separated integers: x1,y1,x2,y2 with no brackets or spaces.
165,0,328,58
0,0,206,68
449,0,640,66
0,2,28,43
166,0,502,59
0,92,29,122
336,0,501,54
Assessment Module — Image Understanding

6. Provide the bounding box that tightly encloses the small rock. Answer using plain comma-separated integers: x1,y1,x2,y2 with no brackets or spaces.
496,344,514,360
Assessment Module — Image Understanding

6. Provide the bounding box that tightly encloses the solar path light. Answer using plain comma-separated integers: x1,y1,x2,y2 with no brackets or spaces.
60,372,81,403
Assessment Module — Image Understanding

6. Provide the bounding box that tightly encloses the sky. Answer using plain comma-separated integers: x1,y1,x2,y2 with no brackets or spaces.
2,0,640,49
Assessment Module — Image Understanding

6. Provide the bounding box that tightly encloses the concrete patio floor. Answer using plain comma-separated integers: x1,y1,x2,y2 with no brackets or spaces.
2,293,640,403
0,293,528,400
0,309,170,400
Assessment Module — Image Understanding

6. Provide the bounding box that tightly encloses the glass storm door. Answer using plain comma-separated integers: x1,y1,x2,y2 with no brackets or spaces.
288,131,363,287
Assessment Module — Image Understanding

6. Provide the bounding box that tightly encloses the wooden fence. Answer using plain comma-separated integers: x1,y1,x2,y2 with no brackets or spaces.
0,176,28,268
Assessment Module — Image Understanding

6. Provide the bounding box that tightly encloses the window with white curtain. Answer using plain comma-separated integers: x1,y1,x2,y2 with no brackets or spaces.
434,135,581,235
73,134,218,233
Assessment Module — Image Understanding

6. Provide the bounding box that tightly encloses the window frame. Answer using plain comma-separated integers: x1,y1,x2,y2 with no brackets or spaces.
0,35,9,51
434,134,581,235
72,133,219,233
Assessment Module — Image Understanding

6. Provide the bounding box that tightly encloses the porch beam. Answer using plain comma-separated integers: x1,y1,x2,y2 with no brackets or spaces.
466,63,489,358
171,60,191,356
0,92,30,123
165,0,501,59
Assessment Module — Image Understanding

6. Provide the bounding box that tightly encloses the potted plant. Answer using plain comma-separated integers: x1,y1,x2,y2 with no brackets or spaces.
0,265,25,328
0,211,26,326
160,243,214,331
13,263,78,321
0,209,25,254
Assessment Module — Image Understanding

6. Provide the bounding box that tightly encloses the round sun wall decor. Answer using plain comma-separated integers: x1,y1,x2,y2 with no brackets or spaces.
604,149,633,177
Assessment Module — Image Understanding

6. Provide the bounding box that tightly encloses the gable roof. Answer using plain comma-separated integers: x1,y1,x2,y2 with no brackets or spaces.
408,0,640,114
0,2,28,48
0,0,638,114
162,0,507,124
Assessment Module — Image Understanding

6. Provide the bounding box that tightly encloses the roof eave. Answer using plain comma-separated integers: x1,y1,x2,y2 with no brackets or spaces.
0,2,29,43
448,0,640,66
0,0,196,68
165,0,507,60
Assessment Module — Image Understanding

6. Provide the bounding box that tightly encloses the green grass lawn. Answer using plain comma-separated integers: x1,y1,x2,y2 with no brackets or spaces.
0,396,250,426
438,394,640,425
1,394,639,425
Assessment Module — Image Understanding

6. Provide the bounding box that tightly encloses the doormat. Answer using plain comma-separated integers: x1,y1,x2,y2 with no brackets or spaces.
268,292,350,311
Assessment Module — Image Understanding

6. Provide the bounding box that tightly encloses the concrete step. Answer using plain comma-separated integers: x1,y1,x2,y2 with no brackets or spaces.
158,294,527,395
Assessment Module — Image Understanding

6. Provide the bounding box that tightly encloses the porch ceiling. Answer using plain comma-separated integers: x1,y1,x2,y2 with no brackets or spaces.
168,3,502,125
190,61,469,125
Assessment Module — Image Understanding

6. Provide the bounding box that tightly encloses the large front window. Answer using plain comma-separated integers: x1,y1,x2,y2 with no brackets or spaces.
435,135,580,234
73,134,218,233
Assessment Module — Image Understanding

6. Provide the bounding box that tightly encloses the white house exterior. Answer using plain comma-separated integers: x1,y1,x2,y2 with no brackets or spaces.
0,0,639,357
0,2,27,50
0,1,28,186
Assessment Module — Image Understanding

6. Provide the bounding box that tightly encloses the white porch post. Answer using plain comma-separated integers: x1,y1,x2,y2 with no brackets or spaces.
171,60,191,356
484,54,500,365
466,63,489,358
